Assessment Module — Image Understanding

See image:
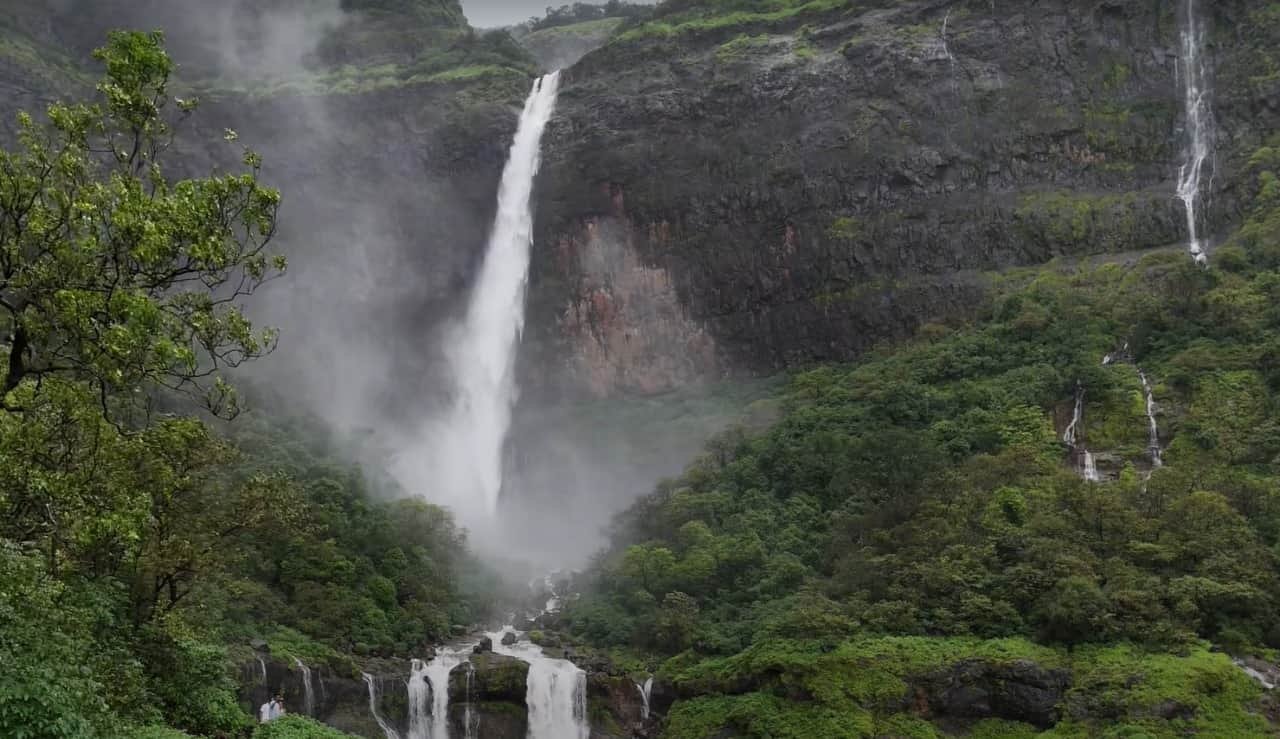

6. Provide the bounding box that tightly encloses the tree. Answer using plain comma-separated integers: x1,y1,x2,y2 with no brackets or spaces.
0,30,283,421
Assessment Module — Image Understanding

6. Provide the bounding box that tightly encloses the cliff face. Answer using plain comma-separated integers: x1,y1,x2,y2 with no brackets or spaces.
523,0,1280,400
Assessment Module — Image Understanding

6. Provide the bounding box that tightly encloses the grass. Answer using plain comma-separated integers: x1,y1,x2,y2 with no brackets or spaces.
615,0,852,42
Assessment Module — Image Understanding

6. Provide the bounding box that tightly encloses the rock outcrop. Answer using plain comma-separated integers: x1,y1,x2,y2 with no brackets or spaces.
907,658,1071,729
523,0,1280,399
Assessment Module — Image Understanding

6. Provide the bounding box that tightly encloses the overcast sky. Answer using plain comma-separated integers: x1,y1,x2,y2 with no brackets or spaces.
460,0,652,28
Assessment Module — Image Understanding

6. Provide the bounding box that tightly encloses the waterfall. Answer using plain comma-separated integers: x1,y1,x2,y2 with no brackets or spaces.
1138,370,1163,468
407,659,430,739
363,672,402,739
1234,659,1278,690
940,10,954,63
424,648,469,739
463,662,476,739
293,658,315,717
490,628,590,739
1176,0,1213,265
257,656,267,685
1082,452,1101,483
431,71,562,517
1064,383,1100,482
637,677,653,720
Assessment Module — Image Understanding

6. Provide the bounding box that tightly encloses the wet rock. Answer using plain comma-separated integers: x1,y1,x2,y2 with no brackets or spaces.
449,653,530,704
501,631,519,646
474,635,493,654
909,659,1070,729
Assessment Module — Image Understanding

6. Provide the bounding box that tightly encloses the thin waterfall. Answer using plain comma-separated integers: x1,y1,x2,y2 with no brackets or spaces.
489,627,590,739
1138,370,1163,468
407,659,430,739
463,662,476,739
293,658,315,717
1064,383,1100,482
1176,0,1213,265
363,673,402,739
257,657,267,685
940,10,954,63
637,677,653,720
433,71,562,517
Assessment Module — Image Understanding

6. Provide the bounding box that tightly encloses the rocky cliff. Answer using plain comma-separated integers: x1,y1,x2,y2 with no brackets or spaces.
524,0,1280,399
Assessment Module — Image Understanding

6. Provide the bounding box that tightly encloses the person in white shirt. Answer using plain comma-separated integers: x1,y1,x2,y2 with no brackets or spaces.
260,694,287,722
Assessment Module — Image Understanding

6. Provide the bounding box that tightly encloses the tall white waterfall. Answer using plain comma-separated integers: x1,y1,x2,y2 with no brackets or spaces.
426,71,562,517
490,628,590,739
363,673,402,739
1176,0,1213,264
293,658,315,717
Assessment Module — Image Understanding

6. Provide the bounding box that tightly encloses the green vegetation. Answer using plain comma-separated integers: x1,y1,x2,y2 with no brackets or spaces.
715,33,771,62
0,33,493,737
615,0,852,42
563,137,1280,735
252,715,354,738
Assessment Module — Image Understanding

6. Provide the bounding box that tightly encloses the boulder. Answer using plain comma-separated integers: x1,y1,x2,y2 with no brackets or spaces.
909,659,1070,728
474,635,493,654
449,653,529,704
501,631,519,646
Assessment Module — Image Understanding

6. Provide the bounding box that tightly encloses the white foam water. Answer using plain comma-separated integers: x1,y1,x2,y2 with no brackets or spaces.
489,628,589,739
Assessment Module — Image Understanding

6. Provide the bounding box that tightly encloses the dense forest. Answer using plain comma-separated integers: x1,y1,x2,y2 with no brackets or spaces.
558,136,1280,735
0,33,499,738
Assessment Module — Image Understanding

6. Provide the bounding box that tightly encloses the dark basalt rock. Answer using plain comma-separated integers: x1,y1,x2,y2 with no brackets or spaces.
908,658,1071,728
522,0,1280,402
474,635,494,654
501,631,519,646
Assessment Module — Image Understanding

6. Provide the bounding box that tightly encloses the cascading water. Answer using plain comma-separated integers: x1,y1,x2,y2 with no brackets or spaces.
637,677,653,721
257,656,267,685
463,663,476,739
1138,370,1163,468
407,659,430,739
1176,0,1213,265
489,628,590,739
428,71,562,518
1064,383,1101,482
363,673,402,739
423,648,470,739
293,657,315,717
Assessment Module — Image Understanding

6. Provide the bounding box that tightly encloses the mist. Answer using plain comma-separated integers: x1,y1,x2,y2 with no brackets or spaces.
51,0,725,571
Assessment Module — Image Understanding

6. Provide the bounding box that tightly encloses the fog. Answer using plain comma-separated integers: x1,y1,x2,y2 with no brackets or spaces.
39,0,715,571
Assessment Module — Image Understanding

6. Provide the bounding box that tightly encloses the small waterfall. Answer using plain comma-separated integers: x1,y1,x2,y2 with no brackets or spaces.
490,628,590,739
407,659,430,739
940,10,955,63
257,656,267,685
1138,370,1163,468
1234,659,1278,690
422,648,469,739
363,673,402,739
432,71,562,517
1064,383,1100,482
463,662,476,739
1176,0,1213,265
293,658,315,717
637,677,653,720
